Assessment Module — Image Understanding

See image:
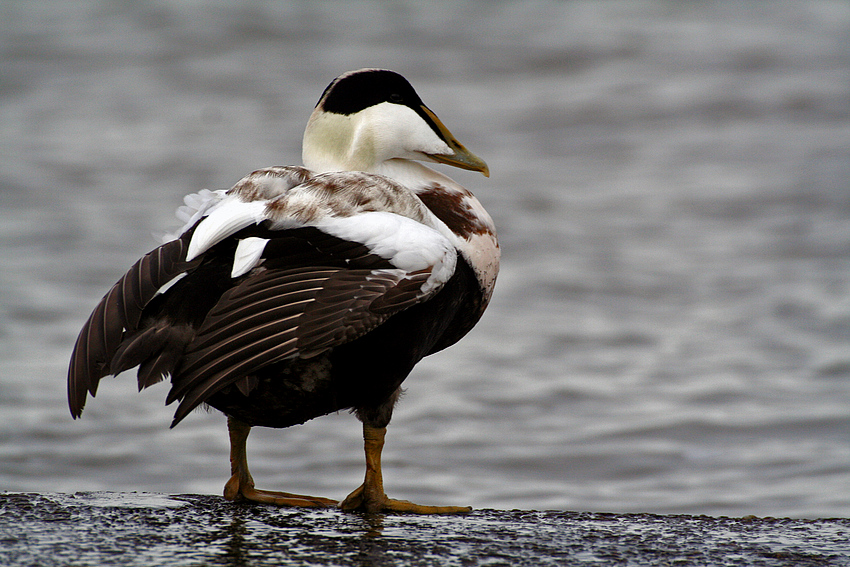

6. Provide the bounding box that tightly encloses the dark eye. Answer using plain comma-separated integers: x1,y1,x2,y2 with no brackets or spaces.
389,93,403,104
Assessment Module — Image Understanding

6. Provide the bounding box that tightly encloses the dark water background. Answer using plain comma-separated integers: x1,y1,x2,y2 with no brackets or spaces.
1,0,848,518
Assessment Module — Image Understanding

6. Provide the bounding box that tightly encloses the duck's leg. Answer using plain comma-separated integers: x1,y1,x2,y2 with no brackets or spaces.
223,416,337,507
339,423,472,514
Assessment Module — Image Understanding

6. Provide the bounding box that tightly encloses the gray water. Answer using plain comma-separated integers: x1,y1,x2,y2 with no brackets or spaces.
1,0,848,519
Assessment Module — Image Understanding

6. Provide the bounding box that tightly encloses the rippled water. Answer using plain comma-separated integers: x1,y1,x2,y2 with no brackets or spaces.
1,0,848,518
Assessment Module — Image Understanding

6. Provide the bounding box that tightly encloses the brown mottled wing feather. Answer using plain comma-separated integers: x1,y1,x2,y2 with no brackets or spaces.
167,266,431,426
67,231,200,418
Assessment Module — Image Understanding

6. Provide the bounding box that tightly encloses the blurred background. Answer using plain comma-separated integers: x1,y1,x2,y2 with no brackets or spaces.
1,0,848,518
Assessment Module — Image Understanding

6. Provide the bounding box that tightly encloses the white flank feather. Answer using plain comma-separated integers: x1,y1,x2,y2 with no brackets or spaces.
231,237,269,278
178,189,228,224
186,198,268,261
316,211,457,295
155,272,187,296
161,189,229,243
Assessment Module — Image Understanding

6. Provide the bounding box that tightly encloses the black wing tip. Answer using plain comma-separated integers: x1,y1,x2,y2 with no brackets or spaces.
167,389,194,428
68,383,96,420
169,404,191,429
67,369,88,420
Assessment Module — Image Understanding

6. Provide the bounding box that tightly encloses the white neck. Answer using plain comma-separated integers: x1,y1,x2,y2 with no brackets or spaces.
302,104,452,175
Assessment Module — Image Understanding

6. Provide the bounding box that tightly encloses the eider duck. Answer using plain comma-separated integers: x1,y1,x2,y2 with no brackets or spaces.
68,69,499,514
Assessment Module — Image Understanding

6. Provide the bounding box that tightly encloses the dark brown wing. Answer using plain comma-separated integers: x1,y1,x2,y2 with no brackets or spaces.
68,218,440,426
166,264,431,425
67,230,201,418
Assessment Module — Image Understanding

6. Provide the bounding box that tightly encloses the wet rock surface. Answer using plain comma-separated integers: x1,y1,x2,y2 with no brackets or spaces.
1,492,848,566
